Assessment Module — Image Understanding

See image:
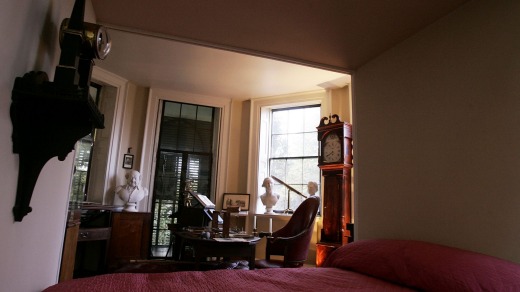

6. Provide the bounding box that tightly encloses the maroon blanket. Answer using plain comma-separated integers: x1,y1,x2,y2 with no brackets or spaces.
45,268,412,291
324,239,520,291
45,239,520,292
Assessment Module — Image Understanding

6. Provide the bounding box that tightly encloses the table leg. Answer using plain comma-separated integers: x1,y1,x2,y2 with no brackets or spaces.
173,235,186,261
249,246,256,270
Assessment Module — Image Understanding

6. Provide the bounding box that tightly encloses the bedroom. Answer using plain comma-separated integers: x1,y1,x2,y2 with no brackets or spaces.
2,0,520,291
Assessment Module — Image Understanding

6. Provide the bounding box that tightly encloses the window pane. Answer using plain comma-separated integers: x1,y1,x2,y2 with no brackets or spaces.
287,108,304,133
286,159,303,184
177,119,195,151
181,104,197,120
193,120,213,153
159,203,173,229
187,154,211,196
164,102,181,118
304,107,321,131
270,159,286,180
303,158,319,183
159,102,214,152
158,117,180,150
287,133,303,157
70,134,93,206
271,134,287,157
303,132,318,156
198,106,213,122
272,110,288,134
154,152,182,200
289,193,306,211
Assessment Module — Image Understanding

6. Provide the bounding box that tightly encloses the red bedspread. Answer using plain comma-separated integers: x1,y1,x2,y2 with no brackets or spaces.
45,239,520,291
324,239,520,291
44,268,413,291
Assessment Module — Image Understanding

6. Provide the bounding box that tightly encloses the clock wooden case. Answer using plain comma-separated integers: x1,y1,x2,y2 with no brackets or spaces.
317,114,353,167
316,114,353,266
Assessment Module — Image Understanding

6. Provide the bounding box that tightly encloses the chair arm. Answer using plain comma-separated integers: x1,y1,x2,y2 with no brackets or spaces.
268,229,309,244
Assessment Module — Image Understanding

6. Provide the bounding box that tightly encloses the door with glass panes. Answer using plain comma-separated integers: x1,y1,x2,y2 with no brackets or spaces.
150,101,217,257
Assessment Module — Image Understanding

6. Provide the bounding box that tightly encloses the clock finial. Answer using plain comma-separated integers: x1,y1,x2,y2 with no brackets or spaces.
318,113,343,127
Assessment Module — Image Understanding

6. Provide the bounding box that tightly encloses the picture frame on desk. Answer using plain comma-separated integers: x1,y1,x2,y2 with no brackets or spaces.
222,193,250,211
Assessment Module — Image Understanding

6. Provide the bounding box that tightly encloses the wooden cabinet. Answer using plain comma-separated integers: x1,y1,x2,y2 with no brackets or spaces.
72,208,112,278
59,222,80,282
78,227,111,241
107,212,151,270
64,208,152,277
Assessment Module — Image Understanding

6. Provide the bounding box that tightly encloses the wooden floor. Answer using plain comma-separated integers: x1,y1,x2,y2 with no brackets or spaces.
124,246,316,273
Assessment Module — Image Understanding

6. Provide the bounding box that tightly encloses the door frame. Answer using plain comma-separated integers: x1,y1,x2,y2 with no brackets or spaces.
140,88,232,212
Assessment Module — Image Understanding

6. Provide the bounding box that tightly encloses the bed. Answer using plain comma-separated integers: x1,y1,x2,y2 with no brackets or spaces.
44,239,520,291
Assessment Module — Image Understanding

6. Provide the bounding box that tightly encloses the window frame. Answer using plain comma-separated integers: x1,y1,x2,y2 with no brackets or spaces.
141,88,231,212
268,105,321,212
247,90,329,215
90,67,128,205
150,101,218,249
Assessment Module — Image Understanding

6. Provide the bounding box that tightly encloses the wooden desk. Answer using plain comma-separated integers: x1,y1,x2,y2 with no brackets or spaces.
174,231,260,270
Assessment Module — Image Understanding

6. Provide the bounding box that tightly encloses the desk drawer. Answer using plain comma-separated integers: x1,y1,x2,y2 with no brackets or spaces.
78,227,111,241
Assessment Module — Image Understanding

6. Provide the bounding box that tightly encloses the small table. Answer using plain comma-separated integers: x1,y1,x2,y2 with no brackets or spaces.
173,231,261,270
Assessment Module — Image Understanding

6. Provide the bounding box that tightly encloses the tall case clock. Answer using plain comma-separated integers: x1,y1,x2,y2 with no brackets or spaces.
316,114,353,266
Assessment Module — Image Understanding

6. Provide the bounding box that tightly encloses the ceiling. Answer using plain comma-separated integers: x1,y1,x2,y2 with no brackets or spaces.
90,0,469,100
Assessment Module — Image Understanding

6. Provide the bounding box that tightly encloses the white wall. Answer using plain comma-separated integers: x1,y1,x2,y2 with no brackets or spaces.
354,0,520,262
0,1,97,291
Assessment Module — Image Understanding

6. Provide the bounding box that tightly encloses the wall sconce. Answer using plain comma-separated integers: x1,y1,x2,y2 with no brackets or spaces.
10,0,111,221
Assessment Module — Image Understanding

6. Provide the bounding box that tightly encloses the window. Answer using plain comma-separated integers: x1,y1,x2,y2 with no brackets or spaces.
69,134,93,206
267,106,321,212
150,101,217,256
141,89,231,257
69,83,102,208
267,105,321,211
249,91,326,215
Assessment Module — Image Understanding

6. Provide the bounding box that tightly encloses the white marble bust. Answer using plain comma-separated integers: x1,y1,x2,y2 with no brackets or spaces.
260,177,280,214
307,181,318,197
115,170,148,212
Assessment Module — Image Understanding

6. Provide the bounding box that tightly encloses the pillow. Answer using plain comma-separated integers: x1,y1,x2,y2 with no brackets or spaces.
323,239,520,291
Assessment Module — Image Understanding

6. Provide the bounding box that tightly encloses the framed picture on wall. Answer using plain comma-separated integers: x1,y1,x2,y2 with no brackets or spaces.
123,154,134,169
222,193,250,211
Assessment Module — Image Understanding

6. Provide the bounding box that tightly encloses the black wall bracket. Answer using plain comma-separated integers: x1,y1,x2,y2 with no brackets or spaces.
10,0,107,222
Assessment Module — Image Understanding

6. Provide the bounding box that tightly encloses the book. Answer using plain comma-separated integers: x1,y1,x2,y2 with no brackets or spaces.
195,194,215,208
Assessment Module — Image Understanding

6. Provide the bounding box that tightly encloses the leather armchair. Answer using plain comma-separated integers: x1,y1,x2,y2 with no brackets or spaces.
256,196,320,268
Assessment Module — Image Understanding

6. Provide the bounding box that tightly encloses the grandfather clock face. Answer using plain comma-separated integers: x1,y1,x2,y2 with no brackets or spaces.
323,132,342,163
